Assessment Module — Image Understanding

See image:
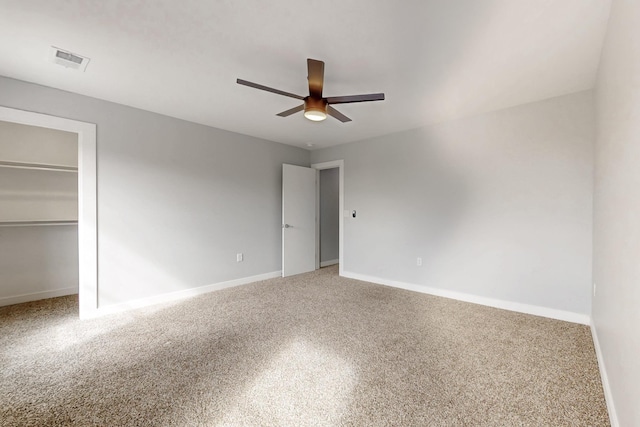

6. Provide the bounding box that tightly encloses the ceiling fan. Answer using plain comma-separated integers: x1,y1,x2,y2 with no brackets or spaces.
237,58,385,123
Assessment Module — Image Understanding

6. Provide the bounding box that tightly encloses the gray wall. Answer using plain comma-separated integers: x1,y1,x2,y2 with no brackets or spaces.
0,120,78,166
0,76,309,308
311,90,594,315
0,226,78,301
593,0,640,424
319,168,339,264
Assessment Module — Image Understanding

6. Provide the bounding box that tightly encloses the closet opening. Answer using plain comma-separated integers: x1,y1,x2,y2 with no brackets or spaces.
0,107,97,318
0,121,79,306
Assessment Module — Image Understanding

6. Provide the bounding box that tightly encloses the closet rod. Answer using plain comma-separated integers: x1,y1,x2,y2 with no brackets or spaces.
0,220,78,227
0,160,78,172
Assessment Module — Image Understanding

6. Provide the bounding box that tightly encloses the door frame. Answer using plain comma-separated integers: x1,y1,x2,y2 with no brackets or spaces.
0,106,97,319
311,160,344,276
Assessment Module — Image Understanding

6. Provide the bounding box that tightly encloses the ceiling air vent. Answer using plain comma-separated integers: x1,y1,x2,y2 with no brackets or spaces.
50,47,90,72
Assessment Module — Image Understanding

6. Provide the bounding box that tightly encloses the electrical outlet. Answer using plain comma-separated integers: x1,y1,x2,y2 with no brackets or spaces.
237,253,243,262
417,257,422,267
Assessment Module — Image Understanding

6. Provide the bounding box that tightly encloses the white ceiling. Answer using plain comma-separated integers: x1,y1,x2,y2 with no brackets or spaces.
0,0,611,150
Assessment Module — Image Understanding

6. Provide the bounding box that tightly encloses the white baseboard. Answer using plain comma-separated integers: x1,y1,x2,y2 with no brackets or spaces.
341,271,590,325
591,321,619,427
0,287,78,307
320,259,339,267
83,271,282,319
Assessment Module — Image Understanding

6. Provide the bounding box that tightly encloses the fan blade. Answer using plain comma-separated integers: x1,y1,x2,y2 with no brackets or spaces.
237,79,305,100
277,104,305,117
327,106,352,123
325,93,385,104
307,59,325,98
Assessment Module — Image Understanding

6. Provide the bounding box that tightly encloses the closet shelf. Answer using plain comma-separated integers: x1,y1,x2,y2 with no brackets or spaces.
0,220,78,227
0,160,78,172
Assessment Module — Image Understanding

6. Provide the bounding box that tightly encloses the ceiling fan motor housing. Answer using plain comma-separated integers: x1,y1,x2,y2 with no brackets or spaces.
304,97,328,121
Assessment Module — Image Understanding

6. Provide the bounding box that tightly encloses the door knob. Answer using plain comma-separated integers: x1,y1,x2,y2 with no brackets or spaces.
283,224,292,228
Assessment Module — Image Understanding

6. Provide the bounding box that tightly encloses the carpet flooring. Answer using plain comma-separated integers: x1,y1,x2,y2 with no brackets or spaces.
1,266,609,426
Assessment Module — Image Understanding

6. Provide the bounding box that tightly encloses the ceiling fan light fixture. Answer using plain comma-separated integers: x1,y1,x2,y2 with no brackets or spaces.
304,109,327,121
304,97,327,122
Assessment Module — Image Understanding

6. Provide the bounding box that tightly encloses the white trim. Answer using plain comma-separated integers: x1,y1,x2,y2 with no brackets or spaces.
86,271,281,318
311,160,344,276
314,169,321,270
320,259,339,267
0,106,98,319
0,287,78,307
591,322,619,427
342,270,590,325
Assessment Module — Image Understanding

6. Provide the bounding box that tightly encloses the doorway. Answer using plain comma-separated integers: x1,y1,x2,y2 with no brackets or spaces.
281,160,344,277
0,107,97,318
318,168,339,267
312,160,344,275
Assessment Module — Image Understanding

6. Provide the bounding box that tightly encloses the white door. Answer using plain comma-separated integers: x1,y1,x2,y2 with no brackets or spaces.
282,164,316,277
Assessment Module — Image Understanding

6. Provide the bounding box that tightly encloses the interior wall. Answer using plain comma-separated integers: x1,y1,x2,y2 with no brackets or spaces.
0,76,309,309
0,120,77,165
592,0,640,424
311,90,595,316
0,121,79,304
319,168,339,265
0,226,78,303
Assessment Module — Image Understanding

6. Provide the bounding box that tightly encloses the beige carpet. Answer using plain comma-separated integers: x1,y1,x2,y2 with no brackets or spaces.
1,266,609,426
